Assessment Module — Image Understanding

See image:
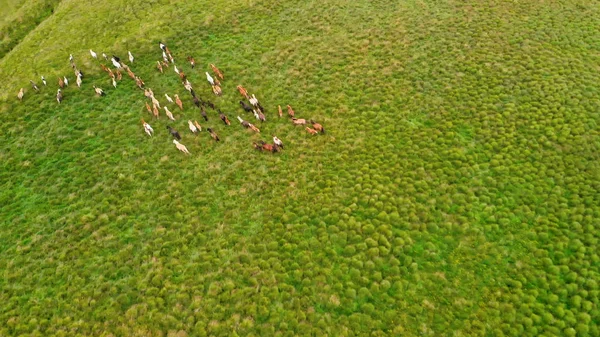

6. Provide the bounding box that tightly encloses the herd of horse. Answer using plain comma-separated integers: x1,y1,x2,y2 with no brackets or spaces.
16,42,326,155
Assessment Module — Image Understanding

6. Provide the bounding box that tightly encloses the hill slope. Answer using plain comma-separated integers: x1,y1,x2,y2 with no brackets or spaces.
1,0,600,336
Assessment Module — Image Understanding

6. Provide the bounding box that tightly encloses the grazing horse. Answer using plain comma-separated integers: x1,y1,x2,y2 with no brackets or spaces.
173,140,190,154
166,126,181,140
93,85,105,96
56,89,63,104
200,106,208,121
152,104,160,119
253,141,279,153
194,121,202,132
151,96,160,108
210,64,224,79
111,56,121,69
187,56,195,68
156,61,163,73
237,116,250,128
142,119,154,136
207,128,220,142
188,120,199,134
310,120,325,134
306,127,318,135
273,136,284,149
135,76,145,89
175,94,183,110
165,47,174,63
145,102,152,114
127,67,136,80
237,116,260,133
249,94,259,107
237,85,249,98
184,81,193,93
205,72,215,86
219,113,231,125
292,118,307,125
287,105,295,117
256,110,266,122
164,107,175,121
240,101,253,112
58,77,65,88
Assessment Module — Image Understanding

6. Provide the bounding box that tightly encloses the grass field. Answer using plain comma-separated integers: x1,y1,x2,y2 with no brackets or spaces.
1,0,600,336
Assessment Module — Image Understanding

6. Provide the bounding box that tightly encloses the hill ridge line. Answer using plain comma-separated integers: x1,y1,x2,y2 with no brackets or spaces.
0,0,63,61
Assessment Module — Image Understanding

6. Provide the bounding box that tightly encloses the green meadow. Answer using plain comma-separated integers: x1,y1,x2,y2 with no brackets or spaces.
1,0,599,335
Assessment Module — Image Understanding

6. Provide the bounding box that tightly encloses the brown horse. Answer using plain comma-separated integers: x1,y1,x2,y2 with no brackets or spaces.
310,120,325,134
135,76,145,89
175,94,183,110
237,85,249,98
126,67,136,79
210,64,224,80
187,56,196,68
306,127,318,135
253,141,280,153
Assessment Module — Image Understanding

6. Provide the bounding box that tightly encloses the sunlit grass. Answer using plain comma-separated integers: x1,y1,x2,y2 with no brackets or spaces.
1,0,600,336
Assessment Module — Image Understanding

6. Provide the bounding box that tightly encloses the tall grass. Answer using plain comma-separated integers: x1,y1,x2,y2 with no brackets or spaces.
1,0,600,336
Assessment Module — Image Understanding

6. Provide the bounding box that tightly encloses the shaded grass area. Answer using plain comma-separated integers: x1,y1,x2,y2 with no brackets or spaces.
1,0,600,336
0,0,61,59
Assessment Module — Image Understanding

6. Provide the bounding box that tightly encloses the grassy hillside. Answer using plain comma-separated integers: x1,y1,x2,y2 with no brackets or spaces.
1,0,599,336
0,0,61,59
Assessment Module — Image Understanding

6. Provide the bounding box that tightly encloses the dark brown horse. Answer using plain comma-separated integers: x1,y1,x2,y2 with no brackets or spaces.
219,113,231,125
